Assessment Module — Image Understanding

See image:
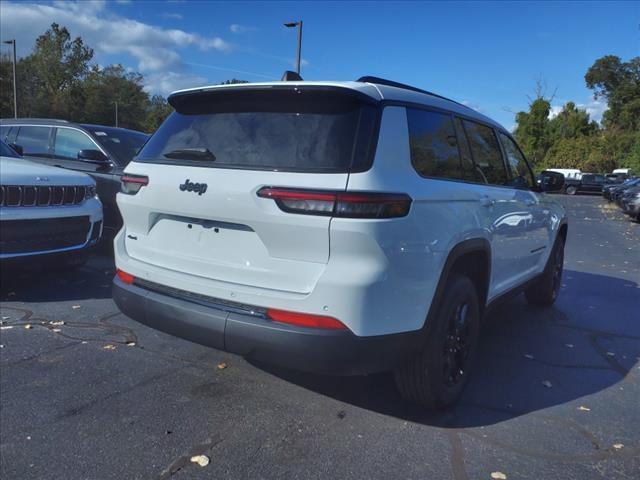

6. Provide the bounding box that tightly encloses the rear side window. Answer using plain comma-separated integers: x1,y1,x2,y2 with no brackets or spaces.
498,132,534,188
407,109,462,180
136,89,378,173
16,126,51,157
462,120,508,186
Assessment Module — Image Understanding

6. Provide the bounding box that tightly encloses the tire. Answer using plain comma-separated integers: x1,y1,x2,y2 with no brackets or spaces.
565,185,577,195
394,274,480,408
525,236,564,306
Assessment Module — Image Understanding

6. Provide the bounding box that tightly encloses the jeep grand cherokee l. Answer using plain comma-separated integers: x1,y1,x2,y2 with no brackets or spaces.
0,140,102,266
112,77,567,408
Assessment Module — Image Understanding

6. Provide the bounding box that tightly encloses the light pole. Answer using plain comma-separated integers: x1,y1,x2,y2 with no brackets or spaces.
284,21,303,75
2,39,17,118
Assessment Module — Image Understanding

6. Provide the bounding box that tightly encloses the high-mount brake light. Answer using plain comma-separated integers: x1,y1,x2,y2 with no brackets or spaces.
257,187,411,218
121,175,149,195
267,308,347,330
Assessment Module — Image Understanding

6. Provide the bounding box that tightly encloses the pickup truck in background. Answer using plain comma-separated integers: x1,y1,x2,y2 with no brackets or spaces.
564,173,605,195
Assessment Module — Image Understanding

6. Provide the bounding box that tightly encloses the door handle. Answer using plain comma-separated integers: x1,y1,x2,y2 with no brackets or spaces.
479,195,495,207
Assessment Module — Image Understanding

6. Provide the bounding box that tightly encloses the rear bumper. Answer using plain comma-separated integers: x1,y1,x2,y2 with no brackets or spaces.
113,277,423,375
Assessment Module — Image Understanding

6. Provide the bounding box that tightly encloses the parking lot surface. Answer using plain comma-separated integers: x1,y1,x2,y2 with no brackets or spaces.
1,195,639,480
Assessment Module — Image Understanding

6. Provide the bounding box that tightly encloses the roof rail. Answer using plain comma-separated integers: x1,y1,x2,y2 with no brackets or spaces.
356,76,466,107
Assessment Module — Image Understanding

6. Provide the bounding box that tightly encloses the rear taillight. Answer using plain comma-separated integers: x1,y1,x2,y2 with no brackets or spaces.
257,187,411,218
116,269,135,284
121,175,149,195
267,308,347,330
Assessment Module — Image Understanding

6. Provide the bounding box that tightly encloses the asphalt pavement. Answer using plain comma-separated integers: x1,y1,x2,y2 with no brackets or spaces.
1,195,639,480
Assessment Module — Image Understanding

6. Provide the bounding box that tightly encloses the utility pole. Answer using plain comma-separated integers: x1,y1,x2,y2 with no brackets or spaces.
284,21,303,75
3,39,17,118
115,101,118,128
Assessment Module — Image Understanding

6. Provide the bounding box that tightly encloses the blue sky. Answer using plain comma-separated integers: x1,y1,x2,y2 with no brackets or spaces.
1,0,638,128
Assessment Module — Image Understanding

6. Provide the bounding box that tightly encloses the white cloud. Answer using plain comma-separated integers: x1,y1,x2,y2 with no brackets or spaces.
161,12,183,20
549,105,563,119
143,71,208,96
579,96,608,124
0,1,232,73
229,24,255,34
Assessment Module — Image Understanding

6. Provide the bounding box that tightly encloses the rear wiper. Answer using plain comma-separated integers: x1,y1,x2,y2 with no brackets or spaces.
163,148,216,161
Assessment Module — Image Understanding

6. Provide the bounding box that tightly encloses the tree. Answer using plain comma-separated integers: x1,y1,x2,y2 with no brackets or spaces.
219,78,248,85
144,95,173,132
547,101,598,142
26,23,94,118
585,55,640,131
81,64,149,130
514,96,552,167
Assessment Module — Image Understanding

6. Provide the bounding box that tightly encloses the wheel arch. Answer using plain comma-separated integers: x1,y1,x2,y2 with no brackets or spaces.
423,238,491,333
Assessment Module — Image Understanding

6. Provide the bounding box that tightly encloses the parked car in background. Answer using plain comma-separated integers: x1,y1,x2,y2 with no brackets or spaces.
621,187,640,222
610,178,640,204
112,76,567,408
0,119,148,234
605,173,628,184
0,140,103,267
564,173,605,195
545,168,582,181
603,177,640,201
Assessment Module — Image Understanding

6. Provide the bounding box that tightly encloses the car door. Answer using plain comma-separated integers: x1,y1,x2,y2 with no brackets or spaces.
498,131,551,273
460,119,537,298
52,127,121,230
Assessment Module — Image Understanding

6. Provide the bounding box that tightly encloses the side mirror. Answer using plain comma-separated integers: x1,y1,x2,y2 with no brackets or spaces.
538,171,565,192
78,149,109,163
9,143,23,156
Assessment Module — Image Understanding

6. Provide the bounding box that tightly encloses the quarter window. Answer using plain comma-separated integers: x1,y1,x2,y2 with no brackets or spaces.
454,117,484,183
54,128,97,160
15,126,51,157
407,109,462,180
499,132,533,188
462,120,508,186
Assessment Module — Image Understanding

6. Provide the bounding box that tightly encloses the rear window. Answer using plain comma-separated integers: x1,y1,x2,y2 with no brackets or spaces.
135,89,378,173
85,127,149,165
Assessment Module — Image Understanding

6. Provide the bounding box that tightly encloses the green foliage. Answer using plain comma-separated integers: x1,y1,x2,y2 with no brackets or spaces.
514,97,552,166
585,55,640,131
547,101,598,142
144,95,174,133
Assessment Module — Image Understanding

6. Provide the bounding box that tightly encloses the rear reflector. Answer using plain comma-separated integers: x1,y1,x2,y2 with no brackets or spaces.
267,308,347,330
257,187,411,218
116,269,135,284
121,175,149,195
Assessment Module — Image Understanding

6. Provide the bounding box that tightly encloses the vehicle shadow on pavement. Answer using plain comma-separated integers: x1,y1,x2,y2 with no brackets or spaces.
252,269,639,428
0,254,115,303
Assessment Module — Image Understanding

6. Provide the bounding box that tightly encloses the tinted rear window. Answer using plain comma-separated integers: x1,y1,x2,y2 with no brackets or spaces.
135,89,378,173
85,127,149,165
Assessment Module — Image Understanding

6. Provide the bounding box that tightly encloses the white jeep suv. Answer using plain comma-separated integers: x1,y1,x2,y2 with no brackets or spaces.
113,77,567,407
0,140,103,265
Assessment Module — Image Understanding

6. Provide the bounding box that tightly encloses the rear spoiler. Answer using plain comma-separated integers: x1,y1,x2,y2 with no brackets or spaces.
168,84,379,112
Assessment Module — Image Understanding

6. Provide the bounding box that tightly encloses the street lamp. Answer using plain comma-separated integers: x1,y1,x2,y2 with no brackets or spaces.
2,39,17,118
284,21,303,75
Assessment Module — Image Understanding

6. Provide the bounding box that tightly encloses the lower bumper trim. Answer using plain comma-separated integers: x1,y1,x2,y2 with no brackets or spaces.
113,277,423,375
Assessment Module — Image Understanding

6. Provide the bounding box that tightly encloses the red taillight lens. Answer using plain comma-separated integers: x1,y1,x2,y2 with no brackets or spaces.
116,269,135,284
267,308,348,330
121,175,149,195
257,187,411,218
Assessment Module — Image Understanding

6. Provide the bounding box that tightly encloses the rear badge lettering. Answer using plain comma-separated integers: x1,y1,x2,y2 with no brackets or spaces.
179,179,207,196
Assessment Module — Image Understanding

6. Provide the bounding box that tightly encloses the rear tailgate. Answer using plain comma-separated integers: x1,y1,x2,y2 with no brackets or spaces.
118,85,379,294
